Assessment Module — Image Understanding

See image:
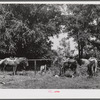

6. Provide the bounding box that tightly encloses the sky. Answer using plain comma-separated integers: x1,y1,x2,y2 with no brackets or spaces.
50,33,77,50
50,33,78,55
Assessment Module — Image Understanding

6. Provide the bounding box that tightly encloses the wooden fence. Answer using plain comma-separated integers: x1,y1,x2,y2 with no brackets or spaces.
0,58,53,75
28,59,53,74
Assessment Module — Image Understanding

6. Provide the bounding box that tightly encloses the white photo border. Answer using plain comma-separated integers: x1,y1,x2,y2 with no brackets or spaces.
0,1,99,99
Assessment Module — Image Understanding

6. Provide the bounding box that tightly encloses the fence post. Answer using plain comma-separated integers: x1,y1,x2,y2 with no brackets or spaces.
34,60,37,75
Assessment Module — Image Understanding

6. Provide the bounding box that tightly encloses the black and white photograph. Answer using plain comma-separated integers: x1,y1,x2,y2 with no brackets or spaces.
0,2,100,92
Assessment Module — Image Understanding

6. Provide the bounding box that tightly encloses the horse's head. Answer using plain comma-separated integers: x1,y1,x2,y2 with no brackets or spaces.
22,58,29,70
17,57,29,70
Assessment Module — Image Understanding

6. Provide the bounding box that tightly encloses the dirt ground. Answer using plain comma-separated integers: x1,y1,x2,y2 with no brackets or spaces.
0,68,100,89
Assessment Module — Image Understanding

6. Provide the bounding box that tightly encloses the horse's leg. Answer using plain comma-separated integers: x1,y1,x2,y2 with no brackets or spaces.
62,64,65,75
45,66,47,73
59,67,62,76
41,70,43,75
94,63,97,76
44,66,46,74
23,65,26,75
94,65,97,76
91,64,94,77
13,65,17,75
93,63,96,76
61,67,63,75
3,65,5,72
92,65,95,76
3,65,6,78
61,63,65,76
60,64,63,76
72,68,76,78
13,66,15,75
95,66,97,76
40,69,43,75
62,66,65,76
15,65,17,75
87,64,91,77
61,67,63,76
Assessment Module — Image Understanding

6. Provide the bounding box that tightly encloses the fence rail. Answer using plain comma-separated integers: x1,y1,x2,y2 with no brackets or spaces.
28,59,52,61
0,58,53,61
27,59,53,75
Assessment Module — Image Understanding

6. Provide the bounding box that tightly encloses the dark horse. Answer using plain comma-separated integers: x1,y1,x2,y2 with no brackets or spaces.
0,57,29,75
62,58,77,77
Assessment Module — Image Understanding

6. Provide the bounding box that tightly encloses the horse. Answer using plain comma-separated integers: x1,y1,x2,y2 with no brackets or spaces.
87,60,96,77
2,57,17,75
15,57,29,70
89,57,98,73
52,57,63,76
79,57,98,77
40,64,47,75
61,58,69,74
88,57,98,76
1,57,29,75
79,58,90,67
62,57,78,77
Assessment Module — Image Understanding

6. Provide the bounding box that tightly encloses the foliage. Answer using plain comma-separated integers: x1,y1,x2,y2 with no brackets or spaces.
62,4,100,58
0,4,63,58
59,37,71,57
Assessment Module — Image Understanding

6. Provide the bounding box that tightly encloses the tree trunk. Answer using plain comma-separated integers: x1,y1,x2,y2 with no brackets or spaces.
78,41,81,59
78,41,84,59
80,45,83,58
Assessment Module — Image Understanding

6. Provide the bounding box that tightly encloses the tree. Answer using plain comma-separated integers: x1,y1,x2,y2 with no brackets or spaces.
0,4,63,58
62,4,100,59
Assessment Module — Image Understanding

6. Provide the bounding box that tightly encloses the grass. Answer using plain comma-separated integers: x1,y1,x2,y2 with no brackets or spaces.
0,69,100,89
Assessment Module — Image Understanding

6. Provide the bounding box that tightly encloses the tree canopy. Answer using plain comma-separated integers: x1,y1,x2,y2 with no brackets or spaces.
0,4,63,59
62,4,100,58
